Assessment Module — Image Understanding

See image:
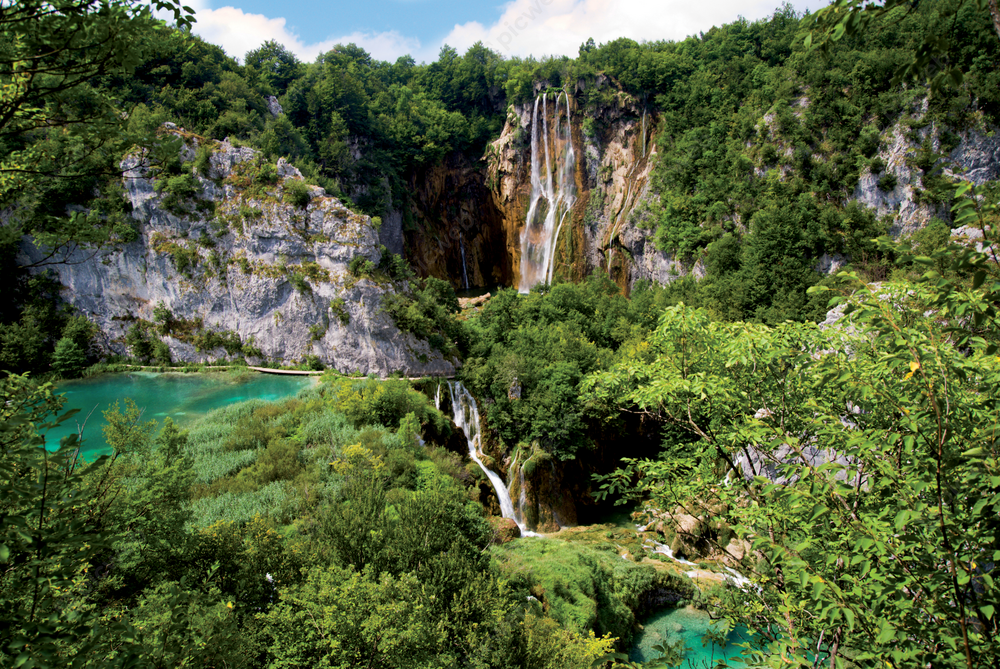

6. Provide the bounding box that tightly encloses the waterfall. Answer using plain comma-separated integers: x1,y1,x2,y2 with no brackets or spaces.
516,460,528,528
445,381,537,536
640,107,647,158
459,236,470,291
434,382,441,411
518,91,576,293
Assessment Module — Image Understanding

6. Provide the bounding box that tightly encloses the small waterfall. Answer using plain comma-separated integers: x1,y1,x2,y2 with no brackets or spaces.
518,91,576,293
459,236,470,291
517,466,529,527
434,382,441,411
640,107,647,158
445,381,536,536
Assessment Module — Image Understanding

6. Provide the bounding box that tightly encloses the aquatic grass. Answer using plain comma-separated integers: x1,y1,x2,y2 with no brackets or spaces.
189,480,293,527
192,448,259,484
185,399,280,482
297,408,360,449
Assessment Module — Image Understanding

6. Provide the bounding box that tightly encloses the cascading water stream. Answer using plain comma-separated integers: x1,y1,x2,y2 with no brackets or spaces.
443,381,537,536
518,90,576,293
640,107,647,158
459,236,470,291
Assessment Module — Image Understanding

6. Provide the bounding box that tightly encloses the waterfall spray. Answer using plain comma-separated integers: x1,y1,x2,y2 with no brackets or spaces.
518,90,576,293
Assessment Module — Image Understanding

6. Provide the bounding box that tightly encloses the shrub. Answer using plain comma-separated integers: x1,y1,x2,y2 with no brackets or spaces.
283,179,311,208
156,172,201,215
330,298,350,325
878,172,898,191
348,255,376,278
194,143,213,176
289,272,310,294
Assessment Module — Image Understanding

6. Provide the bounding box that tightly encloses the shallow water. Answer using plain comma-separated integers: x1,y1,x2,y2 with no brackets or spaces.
630,605,753,667
48,372,312,459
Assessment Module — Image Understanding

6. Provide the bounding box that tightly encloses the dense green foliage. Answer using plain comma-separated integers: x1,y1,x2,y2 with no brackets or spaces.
6,0,1000,370
0,374,619,667
5,2,1000,667
462,275,684,460
586,186,1000,666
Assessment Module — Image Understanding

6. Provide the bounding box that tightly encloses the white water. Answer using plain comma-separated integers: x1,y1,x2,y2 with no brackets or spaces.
640,107,647,158
459,236,470,291
443,381,537,536
649,540,697,566
518,91,576,293
723,567,761,594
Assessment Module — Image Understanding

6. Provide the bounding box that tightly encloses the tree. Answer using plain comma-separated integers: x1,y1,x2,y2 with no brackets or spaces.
245,40,303,95
0,0,195,273
586,221,1000,666
0,375,124,666
803,0,1000,93
52,336,86,377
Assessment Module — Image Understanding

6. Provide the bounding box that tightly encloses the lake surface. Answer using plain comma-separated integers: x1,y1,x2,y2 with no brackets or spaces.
48,372,313,459
630,605,754,667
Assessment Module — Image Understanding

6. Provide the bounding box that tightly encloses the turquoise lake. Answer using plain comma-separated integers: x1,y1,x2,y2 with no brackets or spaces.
630,606,754,667
48,372,314,460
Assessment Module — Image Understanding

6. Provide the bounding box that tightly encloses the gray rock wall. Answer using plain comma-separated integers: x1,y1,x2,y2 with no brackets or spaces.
20,129,456,377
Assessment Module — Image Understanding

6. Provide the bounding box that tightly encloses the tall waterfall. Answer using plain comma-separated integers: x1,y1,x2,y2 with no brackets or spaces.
442,381,535,536
518,91,576,293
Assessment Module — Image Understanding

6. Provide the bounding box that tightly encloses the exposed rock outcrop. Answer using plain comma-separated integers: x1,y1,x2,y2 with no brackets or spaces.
401,153,513,290
852,119,1000,237
486,85,697,294
20,128,457,376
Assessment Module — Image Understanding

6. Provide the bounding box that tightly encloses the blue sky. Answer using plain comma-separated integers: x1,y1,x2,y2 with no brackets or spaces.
179,0,830,65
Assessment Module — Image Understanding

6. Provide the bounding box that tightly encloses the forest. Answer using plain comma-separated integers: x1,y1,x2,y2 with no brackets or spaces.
3,0,1000,666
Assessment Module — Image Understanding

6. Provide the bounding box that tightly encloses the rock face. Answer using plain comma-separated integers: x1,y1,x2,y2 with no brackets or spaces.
400,153,513,290
850,117,1000,238
486,89,1000,290
486,84,695,294
20,129,457,376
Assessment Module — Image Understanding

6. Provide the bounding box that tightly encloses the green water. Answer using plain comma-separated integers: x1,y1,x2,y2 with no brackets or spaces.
48,372,313,459
630,606,754,667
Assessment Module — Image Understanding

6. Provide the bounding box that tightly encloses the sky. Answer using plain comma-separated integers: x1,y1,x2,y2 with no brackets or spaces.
175,0,831,65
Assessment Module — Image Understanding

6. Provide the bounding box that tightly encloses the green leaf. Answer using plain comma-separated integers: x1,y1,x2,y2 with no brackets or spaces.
981,605,995,619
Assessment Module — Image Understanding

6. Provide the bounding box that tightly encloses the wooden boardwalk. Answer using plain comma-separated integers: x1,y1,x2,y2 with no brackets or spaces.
247,366,453,381
101,364,452,381
247,366,323,376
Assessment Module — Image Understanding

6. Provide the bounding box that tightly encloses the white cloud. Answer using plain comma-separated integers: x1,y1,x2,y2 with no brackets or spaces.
439,0,808,59
169,0,823,65
171,1,422,63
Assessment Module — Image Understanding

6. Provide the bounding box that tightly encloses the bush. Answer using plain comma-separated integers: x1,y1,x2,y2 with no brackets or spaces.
878,172,898,191
283,179,311,208
348,255,376,278
330,298,350,325
194,143,213,176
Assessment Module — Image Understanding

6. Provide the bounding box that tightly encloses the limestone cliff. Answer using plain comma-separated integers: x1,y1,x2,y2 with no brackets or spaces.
852,119,1000,237
20,127,457,376
486,82,684,294
399,153,513,290
486,86,1000,293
